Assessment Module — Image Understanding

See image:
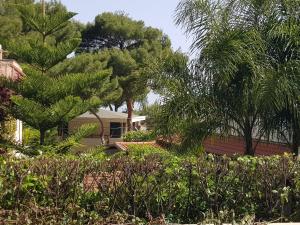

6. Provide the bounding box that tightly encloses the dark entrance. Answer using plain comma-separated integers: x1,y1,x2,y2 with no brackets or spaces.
110,122,122,138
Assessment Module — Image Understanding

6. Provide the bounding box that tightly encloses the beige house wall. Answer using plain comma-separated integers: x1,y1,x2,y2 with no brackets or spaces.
69,115,146,148
69,117,127,139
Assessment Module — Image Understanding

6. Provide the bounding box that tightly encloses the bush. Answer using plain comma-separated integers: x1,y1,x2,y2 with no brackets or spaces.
123,130,155,142
0,152,300,224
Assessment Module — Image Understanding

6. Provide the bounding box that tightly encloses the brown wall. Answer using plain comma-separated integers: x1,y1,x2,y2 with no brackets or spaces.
203,136,291,156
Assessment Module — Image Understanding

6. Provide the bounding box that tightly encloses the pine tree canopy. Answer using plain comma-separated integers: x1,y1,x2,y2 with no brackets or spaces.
79,12,171,52
77,12,173,119
3,2,118,145
10,67,110,133
0,1,81,49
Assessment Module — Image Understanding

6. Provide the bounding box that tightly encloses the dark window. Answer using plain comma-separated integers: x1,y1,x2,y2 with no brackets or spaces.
110,122,122,138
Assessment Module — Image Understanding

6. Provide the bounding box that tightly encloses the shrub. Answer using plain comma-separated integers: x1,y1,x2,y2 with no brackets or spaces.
0,152,299,224
123,130,155,142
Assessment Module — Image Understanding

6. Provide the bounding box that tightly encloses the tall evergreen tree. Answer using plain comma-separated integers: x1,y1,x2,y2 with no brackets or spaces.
50,52,122,143
6,3,116,145
0,0,34,47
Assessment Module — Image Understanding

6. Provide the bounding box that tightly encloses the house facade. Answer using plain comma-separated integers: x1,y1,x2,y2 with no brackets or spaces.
68,109,146,148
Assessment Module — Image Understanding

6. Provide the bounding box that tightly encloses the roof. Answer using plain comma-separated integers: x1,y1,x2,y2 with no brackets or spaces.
78,109,146,122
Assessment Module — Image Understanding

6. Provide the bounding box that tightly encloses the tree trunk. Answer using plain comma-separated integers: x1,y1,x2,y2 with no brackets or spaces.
244,135,255,156
40,129,45,145
292,127,300,156
126,98,133,131
243,123,255,156
90,109,105,144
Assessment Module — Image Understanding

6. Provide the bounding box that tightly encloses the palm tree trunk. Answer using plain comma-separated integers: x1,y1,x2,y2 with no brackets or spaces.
126,98,133,131
243,122,255,156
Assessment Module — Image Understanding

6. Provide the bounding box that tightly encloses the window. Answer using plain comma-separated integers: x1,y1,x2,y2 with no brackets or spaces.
110,122,122,138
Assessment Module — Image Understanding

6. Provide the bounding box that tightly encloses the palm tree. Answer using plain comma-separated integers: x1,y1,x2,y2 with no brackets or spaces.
171,0,269,155
167,0,299,155
261,0,300,155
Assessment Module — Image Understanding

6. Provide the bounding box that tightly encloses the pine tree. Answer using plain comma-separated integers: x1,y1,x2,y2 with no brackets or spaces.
50,52,122,143
79,12,172,130
0,0,34,47
6,3,116,145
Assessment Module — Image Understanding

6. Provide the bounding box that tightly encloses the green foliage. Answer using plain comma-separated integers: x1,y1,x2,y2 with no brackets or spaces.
123,130,155,142
47,51,122,142
0,152,300,224
3,3,119,146
49,51,122,106
79,12,170,52
23,126,42,145
149,50,190,97
50,52,109,76
259,0,300,154
0,0,80,50
0,116,16,142
52,123,98,154
157,0,300,155
135,102,162,130
6,67,111,143
79,12,172,113
7,2,81,72
0,0,33,47
17,123,98,156
125,144,173,160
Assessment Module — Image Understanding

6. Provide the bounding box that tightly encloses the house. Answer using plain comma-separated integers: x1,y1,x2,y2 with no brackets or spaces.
68,109,146,147
0,45,23,144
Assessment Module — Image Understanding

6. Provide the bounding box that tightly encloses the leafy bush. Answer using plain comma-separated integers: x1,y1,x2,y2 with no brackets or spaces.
125,144,171,158
0,151,300,224
123,130,155,142
0,116,16,142
17,123,99,156
23,126,40,145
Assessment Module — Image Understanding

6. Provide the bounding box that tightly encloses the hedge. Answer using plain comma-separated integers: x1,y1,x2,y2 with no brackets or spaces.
0,148,300,224
123,130,155,142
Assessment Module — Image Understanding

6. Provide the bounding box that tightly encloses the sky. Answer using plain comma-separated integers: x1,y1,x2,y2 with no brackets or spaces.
60,0,191,54
59,0,193,106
